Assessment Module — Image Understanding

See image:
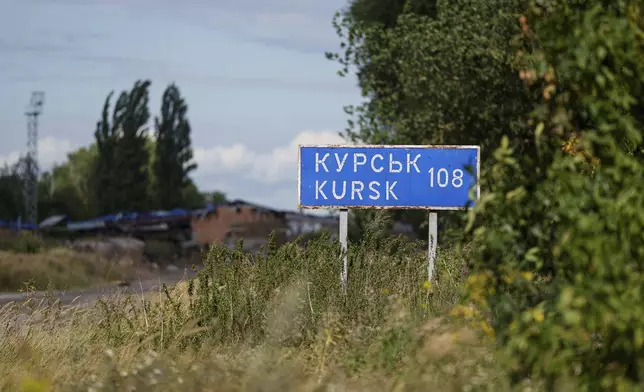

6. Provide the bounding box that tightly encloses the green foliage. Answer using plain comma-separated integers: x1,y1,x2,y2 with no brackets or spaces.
0,162,23,221
202,190,228,205
90,80,206,215
465,0,644,388
332,0,529,152
113,80,153,212
45,145,99,220
329,0,532,239
11,231,43,254
348,0,436,28
2,80,205,220
3,0,644,388
181,180,206,209
94,91,119,215
329,0,644,388
0,236,542,391
93,230,467,352
0,156,78,222
44,230,499,392
0,231,42,254
153,84,198,210
190,232,463,347
93,80,152,214
143,239,180,265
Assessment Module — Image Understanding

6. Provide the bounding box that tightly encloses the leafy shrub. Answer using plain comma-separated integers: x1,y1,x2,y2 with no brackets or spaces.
143,239,179,265
0,247,132,291
71,230,490,392
464,1,644,389
190,223,468,343
94,225,468,351
2,231,43,253
0,227,506,392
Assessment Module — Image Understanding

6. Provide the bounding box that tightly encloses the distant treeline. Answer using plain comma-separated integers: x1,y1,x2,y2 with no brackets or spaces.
0,81,227,223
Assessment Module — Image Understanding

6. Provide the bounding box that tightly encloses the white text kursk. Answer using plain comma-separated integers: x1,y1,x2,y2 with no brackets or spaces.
314,180,398,201
315,152,421,174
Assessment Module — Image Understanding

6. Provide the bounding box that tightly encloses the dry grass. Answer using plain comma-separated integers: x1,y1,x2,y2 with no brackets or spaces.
0,247,134,292
0,288,510,392
0,232,538,392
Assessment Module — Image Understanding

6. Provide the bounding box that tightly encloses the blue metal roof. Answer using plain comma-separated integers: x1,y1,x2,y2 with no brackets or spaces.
63,206,208,231
0,220,38,230
8,200,284,233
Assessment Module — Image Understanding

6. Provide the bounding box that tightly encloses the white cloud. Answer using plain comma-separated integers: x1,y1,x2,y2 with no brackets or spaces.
0,137,77,169
191,129,349,210
192,129,347,185
0,130,348,211
0,130,346,182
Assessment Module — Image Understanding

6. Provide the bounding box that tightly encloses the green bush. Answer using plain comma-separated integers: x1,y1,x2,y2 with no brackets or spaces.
0,247,133,292
1,231,43,253
191,232,422,345
143,239,179,265
464,1,644,389
72,228,507,392
95,224,469,350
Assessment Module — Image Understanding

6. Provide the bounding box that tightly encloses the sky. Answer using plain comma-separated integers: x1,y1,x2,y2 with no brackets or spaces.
0,0,361,213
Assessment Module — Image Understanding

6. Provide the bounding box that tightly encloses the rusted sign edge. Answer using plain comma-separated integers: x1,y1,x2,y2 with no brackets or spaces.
476,146,481,202
296,204,470,211
296,144,482,209
298,144,480,150
297,145,301,209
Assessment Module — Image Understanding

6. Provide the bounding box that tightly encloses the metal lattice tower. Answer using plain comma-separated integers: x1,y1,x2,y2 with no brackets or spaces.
24,91,44,227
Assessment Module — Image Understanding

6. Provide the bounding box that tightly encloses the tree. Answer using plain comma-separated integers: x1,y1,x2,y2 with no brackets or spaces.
0,153,95,222
338,0,437,143
0,161,23,221
113,80,152,212
331,0,530,153
0,156,51,222
94,91,119,215
153,84,197,210
329,0,531,239
182,180,206,209
37,170,55,218
200,190,228,205
94,80,152,214
347,0,436,27
43,145,99,220
209,191,228,204
462,1,644,387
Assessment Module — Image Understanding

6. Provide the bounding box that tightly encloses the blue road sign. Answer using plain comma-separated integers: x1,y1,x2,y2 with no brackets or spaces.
298,145,480,210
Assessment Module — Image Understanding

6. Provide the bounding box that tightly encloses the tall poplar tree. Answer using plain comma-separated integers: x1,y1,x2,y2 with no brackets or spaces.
94,80,152,214
153,83,197,210
113,80,152,212
93,91,118,215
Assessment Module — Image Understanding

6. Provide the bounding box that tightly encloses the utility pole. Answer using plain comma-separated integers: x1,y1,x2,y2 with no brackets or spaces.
24,91,44,227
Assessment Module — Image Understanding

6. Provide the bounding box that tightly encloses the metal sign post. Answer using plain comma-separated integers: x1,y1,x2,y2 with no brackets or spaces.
428,211,438,282
339,209,348,292
297,144,480,290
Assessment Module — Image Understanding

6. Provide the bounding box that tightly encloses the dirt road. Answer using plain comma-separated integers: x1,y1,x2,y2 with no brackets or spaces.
0,267,198,308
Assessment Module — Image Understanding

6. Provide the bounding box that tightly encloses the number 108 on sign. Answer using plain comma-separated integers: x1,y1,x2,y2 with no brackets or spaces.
428,167,465,188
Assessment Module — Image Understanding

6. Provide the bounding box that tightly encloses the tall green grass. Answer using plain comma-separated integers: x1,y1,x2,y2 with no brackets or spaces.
0,222,520,392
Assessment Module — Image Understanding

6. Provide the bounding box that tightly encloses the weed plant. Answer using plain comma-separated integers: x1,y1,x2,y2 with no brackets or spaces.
0,220,517,392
